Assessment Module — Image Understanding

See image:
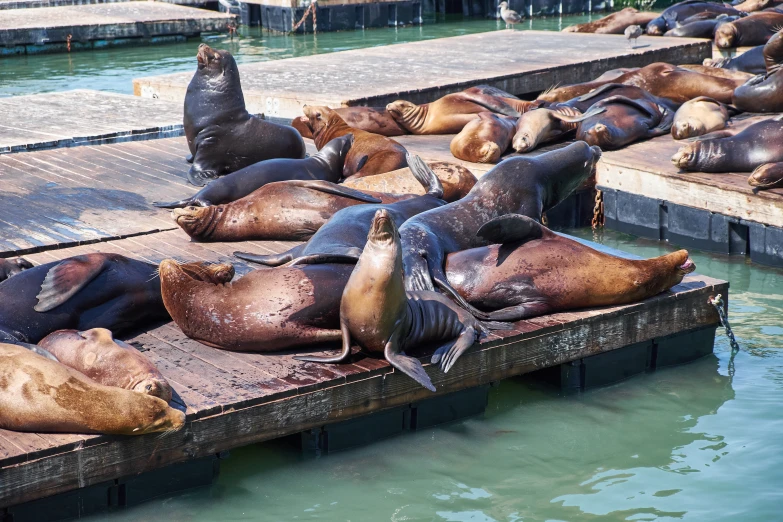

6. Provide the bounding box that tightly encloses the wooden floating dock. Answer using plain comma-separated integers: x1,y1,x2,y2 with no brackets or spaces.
133,30,712,119
0,2,235,54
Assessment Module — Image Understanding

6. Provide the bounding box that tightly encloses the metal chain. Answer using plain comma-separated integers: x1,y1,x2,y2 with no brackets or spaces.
709,294,741,356
292,0,317,34
66,34,72,53
591,189,604,230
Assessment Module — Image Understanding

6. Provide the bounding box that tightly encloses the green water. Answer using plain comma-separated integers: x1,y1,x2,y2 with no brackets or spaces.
0,14,595,97
85,229,783,521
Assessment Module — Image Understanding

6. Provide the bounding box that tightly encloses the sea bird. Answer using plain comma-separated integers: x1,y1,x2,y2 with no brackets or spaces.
498,2,522,30
625,24,643,48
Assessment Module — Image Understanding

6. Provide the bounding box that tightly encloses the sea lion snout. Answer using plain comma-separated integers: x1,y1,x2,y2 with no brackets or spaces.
715,25,737,48
368,209,396,243
671,145,696,169
196,44,216,67
673,120,701,140
172,206,218,239
679,258,696,274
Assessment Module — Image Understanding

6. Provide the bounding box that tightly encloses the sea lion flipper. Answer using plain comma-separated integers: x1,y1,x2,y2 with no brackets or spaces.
283,180,382,203
550,105,607,124
294,322,352,364
465,85,520,100
475,214,545,244
432,276,493,321
575,83,625,102
459,91,521,118
286,252,361,266
234,250,296,266
384,339,435,392
153,198,198,209
406,153,444,198
185,154,194,164
35,255,109,312
11,342,60,362
431,326,476,373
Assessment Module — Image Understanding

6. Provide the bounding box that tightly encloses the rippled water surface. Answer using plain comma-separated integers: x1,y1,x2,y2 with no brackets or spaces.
89,229,783,521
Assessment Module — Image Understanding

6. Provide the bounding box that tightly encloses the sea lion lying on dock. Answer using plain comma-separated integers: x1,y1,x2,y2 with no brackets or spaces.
450,112,517,164
445,215,696,321
292,106,408,138
0,343,184,435
646,0,742,35
511,105,605,153
664,15,739,38
341,162,477,202
703,45,767,74
734,0,783,12
671,97,731,139
305,105,408,178
155,135,353,209
733,29,783,112
0,258,32,282
183,45,305,186
714,11,783,48
562,8,659,33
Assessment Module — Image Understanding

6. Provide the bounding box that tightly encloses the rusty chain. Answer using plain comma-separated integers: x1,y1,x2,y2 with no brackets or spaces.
292,0,317,34
66,34,72,53
591,189,604,230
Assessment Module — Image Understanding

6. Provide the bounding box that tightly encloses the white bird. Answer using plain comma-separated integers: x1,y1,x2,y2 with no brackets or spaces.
625,24,643,48
498,2,522,30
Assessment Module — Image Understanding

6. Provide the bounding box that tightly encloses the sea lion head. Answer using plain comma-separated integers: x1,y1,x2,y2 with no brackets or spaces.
124,395,186,436
302,105,337,140
196,44,235,75
385,100,417,122
645,17,666,36
512,109,557,152
172,205,221,240
671,143,699,169
748,163,783,190
580,122,619,150
367,208,397,246
715,23,738,48
655,250,696,288
0,257,33,279
672,118,705,140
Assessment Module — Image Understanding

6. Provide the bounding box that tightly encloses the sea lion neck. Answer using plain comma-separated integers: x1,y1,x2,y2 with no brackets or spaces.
189,58,247,119
313,113,351,149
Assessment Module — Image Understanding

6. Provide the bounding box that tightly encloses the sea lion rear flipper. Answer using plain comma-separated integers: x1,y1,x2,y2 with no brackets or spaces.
234,248,299,266
688,129,736,142
458,91,521,118
11,342,59,362
153,197,201,209
550,105,607,124
433,276,493,321
35,255,109,312
475,214,545,244
294,321,352,364
385,335,435,392
574,83,626,102
465,85,520,100
406,153,445,199
286,252,361,266
282,180,382,203
430,325,476,373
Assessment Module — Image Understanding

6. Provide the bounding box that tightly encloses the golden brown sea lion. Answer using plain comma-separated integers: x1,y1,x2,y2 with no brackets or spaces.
0,343,184,435
511,105,605,153
677,64,755,81
341,162,477,202
748,162,783,190
563,8,660,33
714,12,783,48
671,97,731,139
734,0,783,13
450,112,517,164
445,214,696,320
37,328,173,403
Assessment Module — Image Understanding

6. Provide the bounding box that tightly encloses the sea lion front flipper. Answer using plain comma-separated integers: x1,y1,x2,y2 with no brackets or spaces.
550,105,606,124
234,246,302,266
153,196,210,209
282,180,382,203
430,325,476,373
458,91,521,118
574,83,626,103
384,333,435,392
35,255,109,312
11,342,59,362
475,214,545,244
479,302,551,322
406,153,444,198
286,252,361,266
432,276,493,321
185,154,194,163
294,321,353,364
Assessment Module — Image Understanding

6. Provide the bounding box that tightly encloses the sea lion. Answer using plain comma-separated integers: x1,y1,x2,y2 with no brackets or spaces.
677,64,755,81
305,105,408,178
511,105,606,153
450,112,517,164
183,45,305,186
703,45,767,74
733,32,783,111
171,180,416,242
341,162,477,202
563,8,659,33
748,162,783,190
399,142,602,315
714,12,783,48
646,0,741,35
293,209,506,390
672,116,783,171
0,343,184,435
763,28,783,71
665,16,739,37
291,107,408,138
671,97,730,139
37,328,173,403
0,258,32,282
155,135,353,209
735,0,783,12
444,214,696,320
576,95,674,150
234,154,446,266
0,256,232,345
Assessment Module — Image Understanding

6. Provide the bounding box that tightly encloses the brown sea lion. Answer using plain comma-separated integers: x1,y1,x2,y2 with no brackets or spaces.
171,180,414,242
234,154,446,267
576,95,674,150
563,8,659,33
294,209,506,390
37,328,173,403
677,64,755,81
672,116,783,171
0,258,32,282
155,135,353,209
445,214,696,320
341,162,477,202
714,12,783,48
305,105,408,178
399,142,602,316
450,112,517,164
735,0,783,12
183,45,305,186
0,343,184,435
646,0,741,35
703,44,767,74
511,105,605,153
672,97,730,139
748,162,783,190
291,107,408,138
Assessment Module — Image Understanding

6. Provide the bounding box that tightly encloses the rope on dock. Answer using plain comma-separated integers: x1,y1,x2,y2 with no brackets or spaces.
291,0,317,34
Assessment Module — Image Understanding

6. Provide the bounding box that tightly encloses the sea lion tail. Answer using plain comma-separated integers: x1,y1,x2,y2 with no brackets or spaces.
406,153,444,199
35,255,110,312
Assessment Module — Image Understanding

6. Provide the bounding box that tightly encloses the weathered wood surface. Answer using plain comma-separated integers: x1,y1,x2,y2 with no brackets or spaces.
0,0,128,9
596,114,783,228
0,227,727,507
133,31,711,119
0,91,184,154
0,2,234,47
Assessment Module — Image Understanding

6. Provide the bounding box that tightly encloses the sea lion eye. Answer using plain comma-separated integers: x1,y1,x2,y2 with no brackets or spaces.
146,384,153,391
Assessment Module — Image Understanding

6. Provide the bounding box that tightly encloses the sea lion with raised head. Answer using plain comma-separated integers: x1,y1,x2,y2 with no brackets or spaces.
341,162,477,202
450,112,517,164
563,8,659,33
714,12,783,48
294,209,507,390
748,162,783,190
671,97,731,139
305,106,408,178
704,44,767,74
646,0,741,35
0,343,184,435
576,95,674,150
399,142,602,316
444,214,696,320
183,45,305,186
37,328,173,403
155,135,353,209
0,258,32,282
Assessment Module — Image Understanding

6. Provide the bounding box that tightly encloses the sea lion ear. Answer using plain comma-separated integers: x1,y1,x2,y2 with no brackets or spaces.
35,255,109,312
476,214,546,244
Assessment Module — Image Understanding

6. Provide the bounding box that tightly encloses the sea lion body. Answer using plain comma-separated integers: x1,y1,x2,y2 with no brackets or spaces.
733,30,783,112
715,12,783,48
647,1,741,35
0,343,184,435
155,135,353,209
748,162,783,190
38,328,172,403
450,112,517,164
704,44,767,74
672,97,730,139
665,18,731,37
563,8,659,33
184,45,305,186
291,107,408,138
445,215,696,320
763,28,783,71
0,258,32,282
341,162,477,202
511,105,604,153
735,0,783,12
306,106,408,178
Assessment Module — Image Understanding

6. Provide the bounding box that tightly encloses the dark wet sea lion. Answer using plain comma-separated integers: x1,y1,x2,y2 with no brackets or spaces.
715,12,783,48
562,8,659,33
294,209,506,390
646,0,741,35
748,162,783,190
184,45,305,186
305,105,408,178
763,28,783,71
672,97,730,139
341,162,477,202
234,154,446,266
672,116,783,172
576,94,674,150
291,107,408,138
38,328,173,403
0,256,232,345
155,135,353,209
445,215,696,321
450,112,517,164
511,105,605,153
703,45,767,74
0,258,32,282
665,17,736,38
733,31,783,111
159,260,353,352
0,343,184,435
399,141,602,315
172,180,415,242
